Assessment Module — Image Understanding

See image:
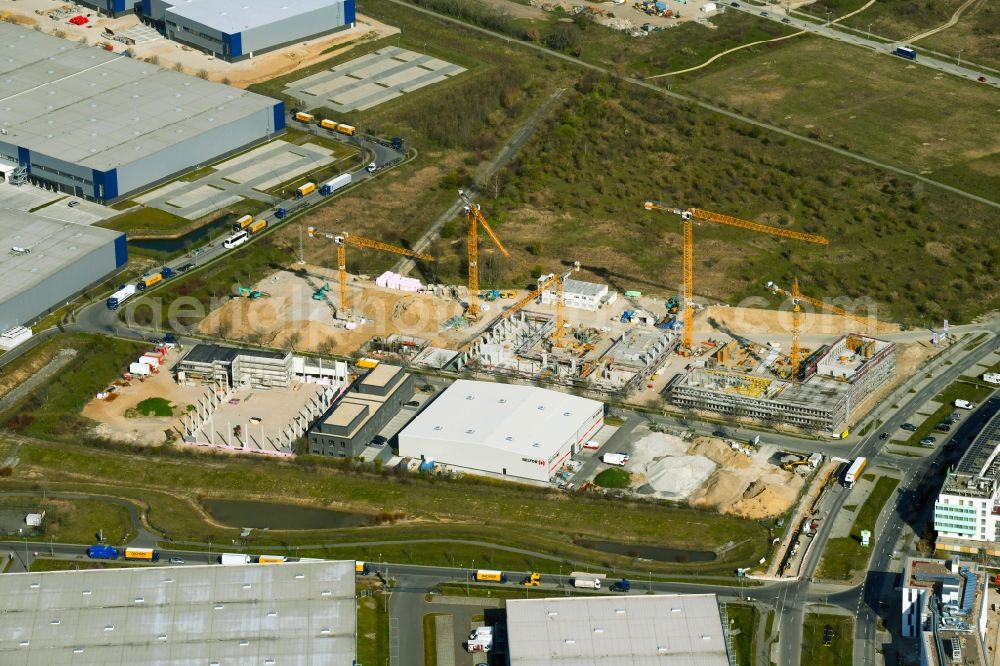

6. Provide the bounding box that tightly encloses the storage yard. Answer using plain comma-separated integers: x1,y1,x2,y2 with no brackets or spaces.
82,343,345,451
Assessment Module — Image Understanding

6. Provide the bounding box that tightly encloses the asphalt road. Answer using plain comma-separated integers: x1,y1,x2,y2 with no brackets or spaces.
733,3,998,87
772,328,1000,665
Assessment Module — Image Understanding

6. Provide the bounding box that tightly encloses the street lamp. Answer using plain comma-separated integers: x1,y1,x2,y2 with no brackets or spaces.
957,48,964,68
866,23,872,41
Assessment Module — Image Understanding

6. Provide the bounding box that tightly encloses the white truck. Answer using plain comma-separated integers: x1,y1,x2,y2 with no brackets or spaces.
466,627,493,653
571,572,604,589
106,284,137,310
601,452,629,466
954,399,975,410
219,553,252,566
983,373,1000,386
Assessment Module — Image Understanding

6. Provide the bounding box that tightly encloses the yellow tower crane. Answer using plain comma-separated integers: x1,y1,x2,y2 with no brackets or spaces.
766,278,888,378
501,262,580,345
307,228,434,310
642,203,830,351
459,190,511,320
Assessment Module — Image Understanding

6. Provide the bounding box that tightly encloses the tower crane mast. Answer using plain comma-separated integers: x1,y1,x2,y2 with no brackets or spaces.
459,190,510,319
307,227,433,310
643,202,829,352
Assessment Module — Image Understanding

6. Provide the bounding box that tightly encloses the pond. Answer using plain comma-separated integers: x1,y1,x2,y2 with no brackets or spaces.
128,214,235,254
577,538,717,563
203,499,373,530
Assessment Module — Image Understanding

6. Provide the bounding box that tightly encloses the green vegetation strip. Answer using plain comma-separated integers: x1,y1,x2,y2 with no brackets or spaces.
422,613,444,666
818,476,900,581
726,604,759,666
28,558,148,572
357,582,390,666
801,613,854,666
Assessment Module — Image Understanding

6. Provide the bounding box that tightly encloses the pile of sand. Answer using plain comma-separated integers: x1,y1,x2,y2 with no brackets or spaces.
695,305,898,337
628,429,688,469
643,455,717,500
730,483,796,520
688,437,752,470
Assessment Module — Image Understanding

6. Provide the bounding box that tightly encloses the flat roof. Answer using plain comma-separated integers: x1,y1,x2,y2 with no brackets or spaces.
0,560,356,665
0,23,276,171
399,379,603,457
324,400,368,428
361,364,402,389
942,409,1000,498
506,594,729,666
181,343,288,365
165,0,345,34
0,210,121,306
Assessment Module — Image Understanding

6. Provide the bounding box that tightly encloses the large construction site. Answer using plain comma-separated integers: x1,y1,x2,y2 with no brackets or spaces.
193,192,930,434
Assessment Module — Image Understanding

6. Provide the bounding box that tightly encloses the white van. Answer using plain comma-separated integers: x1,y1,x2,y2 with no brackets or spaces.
601,452,629,466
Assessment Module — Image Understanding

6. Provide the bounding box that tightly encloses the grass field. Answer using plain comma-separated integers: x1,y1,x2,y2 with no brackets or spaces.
593,468,630,488
8,437,768,574
357,581,390,666
0,334,149,441
0,495,134,545
678,38,1000,201
135,397,173,417
818,476,900,580
918,2,999,70
801,613,854,666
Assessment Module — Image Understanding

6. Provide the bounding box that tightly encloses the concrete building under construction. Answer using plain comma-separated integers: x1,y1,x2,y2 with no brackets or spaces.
668,334,895,432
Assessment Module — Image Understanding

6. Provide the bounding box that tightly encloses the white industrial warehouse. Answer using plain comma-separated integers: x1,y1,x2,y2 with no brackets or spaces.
505,594,731,665
0,560,357,665
143,0,356,61
0,210,126,332
397,380,604,482
0,23,284,203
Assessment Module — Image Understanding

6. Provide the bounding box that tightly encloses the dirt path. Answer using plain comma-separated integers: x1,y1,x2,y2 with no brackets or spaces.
646,30,807,78
831,0,877,24
906,0,981,43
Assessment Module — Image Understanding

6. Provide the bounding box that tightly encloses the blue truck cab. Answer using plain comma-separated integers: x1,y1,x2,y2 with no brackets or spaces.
87,544,119,559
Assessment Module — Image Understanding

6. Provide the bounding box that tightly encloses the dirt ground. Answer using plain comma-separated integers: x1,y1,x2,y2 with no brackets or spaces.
81,348,203,445
199,268,464,354
686,437,805,520
3,0,398,86
694,304,899,339
0,344,64,400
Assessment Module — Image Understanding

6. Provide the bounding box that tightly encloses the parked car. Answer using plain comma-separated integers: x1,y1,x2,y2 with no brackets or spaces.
901,423,917,432
879,432,889,440
191,248,205,257
920,437,937,447
405,400,420,407
935,423,951,432
67,200,79,207
781,17,791,23
979,76,988,83
179,262,196,273
169,557,185,564
760,10,768,16
712,430,727,438
730,1,739,5
372,435,387,446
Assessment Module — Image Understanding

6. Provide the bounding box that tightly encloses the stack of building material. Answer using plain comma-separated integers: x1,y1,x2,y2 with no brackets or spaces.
374,271,422,292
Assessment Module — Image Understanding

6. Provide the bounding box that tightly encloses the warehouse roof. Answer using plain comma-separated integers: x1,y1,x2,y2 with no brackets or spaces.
164,0,346,34
0,210,122,309
506,594,729,666
181,343,288,365
399,379,603,457
0,23,277,171
0,560,356,665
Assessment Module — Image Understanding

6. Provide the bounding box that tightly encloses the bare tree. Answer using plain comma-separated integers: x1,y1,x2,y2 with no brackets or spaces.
173,62,184,72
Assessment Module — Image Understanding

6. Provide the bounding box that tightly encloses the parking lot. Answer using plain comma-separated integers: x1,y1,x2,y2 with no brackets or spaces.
0,182,117,225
